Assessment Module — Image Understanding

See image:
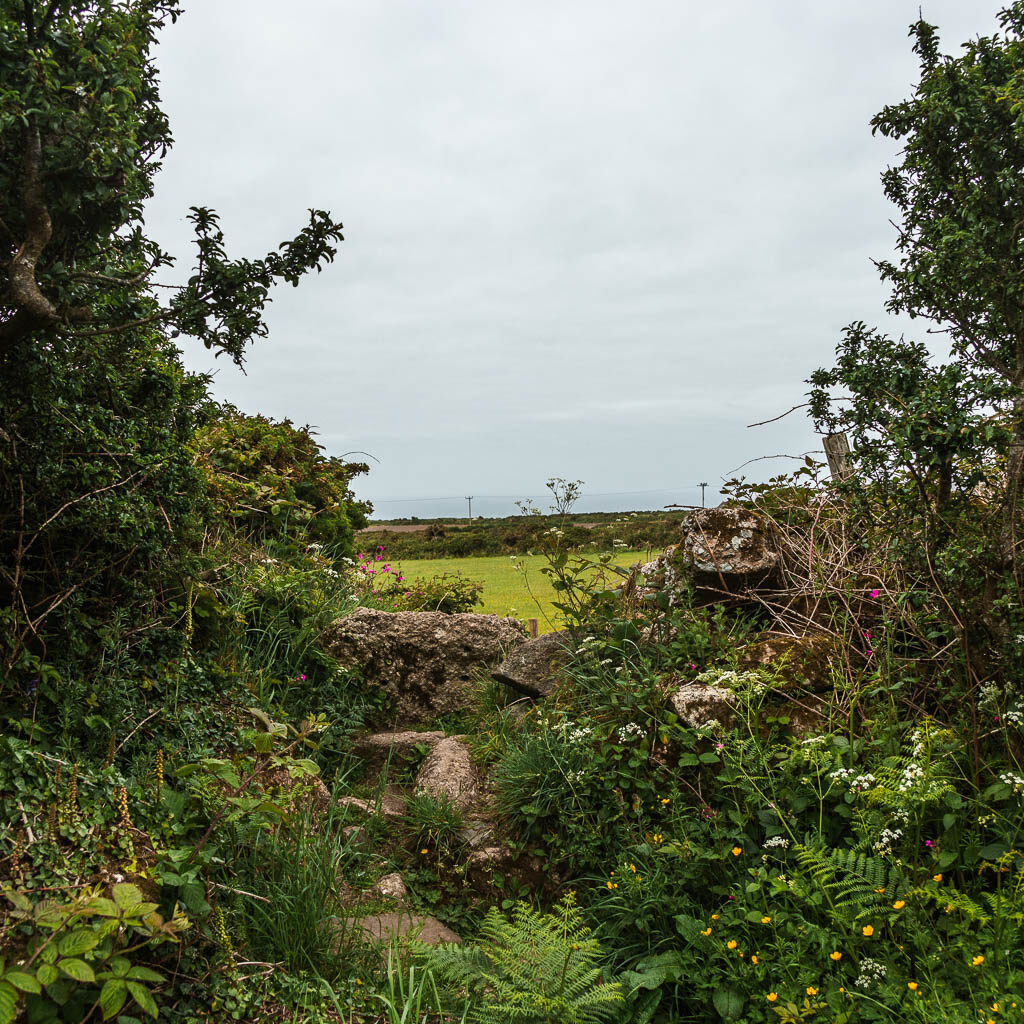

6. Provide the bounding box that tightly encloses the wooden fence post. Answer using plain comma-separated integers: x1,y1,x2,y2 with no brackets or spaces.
823,432,854,482
527,618,539,638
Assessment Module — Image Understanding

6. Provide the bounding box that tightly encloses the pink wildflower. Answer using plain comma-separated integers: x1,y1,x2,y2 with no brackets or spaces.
869,589,880,598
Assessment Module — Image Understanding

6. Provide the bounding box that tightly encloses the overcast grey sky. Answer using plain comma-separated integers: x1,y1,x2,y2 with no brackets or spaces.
144,1,1005,518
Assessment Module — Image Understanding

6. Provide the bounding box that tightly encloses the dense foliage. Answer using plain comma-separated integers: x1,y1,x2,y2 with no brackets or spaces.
3,3,1024,1024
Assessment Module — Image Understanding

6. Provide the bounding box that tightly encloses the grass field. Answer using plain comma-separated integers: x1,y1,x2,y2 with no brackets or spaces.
394,550,651,632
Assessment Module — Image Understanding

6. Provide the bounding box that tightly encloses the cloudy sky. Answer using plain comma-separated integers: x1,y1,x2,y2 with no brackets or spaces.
144,1,1005,518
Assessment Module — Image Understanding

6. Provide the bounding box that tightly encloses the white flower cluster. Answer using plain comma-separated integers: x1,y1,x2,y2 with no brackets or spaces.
576,635,601,655
898,762,925,793
854,959,887,989
695,668,768,693
566,768,588,784
910,729,926,758
800,735,827,746
829,768,877,794
617,722,645,742
1005,707,1023,726
999,771,1024,793
874,827,903,855
763,835,790,850
566,724,593,744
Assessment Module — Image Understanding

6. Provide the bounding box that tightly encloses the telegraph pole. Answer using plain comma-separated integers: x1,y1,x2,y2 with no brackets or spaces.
465,496,473,522
700,482,708,508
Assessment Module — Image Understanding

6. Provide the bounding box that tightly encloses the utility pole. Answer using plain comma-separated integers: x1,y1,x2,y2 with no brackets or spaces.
465,496,473,522
699,482,708,508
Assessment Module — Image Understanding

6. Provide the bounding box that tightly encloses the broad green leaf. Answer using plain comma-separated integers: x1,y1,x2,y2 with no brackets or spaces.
2,972,40,994
59,929,100,957
100,979,128,1020
112,884,144,911
0,982,17,1024
712,985,745,1021
35,964,58,987
109,957,131,978
57,958,96,983
125,967,164,983
126,981,158,1019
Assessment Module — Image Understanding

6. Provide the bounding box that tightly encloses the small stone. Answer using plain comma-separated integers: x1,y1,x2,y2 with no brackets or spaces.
371,872,407,901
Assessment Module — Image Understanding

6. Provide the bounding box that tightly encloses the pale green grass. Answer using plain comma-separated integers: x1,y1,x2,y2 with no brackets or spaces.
394,550,650,633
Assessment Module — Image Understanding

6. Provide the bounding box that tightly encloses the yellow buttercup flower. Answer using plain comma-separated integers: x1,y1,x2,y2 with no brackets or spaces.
761,916,771,924
907,982,918,991
420,848,429,854
933,873,943,882
731,846,742,856
766,993,778,1003
751,955,758,964
806,986,818,996
862,925,874,937
727,940,737,950
893,900,906,909
972,954,985,966
991,1003,1001,1012
701,927,712,936
830,951,842,961
711,914,720,920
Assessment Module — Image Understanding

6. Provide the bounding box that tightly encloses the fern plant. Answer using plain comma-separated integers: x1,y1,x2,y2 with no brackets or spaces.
426,892,623,1024
794,843,905,921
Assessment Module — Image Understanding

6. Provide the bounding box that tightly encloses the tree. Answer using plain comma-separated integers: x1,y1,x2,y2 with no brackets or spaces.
0,2,348,685
869,4,1024,553
0,1,342,361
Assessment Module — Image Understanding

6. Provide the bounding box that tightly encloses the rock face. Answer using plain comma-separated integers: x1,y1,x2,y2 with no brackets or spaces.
674,507,780,597
670,683,737,730
737,634,838,692
414,736,480,813
322,608,525,723
491,629,573,698
350,912,461,945
354,730,446,776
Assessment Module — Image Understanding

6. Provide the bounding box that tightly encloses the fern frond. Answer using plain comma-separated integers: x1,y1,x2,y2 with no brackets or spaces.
794,843,905,919
908,885,990,923
427,893,623,1024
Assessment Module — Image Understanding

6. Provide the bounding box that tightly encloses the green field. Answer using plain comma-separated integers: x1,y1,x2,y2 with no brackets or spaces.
394,550,650,632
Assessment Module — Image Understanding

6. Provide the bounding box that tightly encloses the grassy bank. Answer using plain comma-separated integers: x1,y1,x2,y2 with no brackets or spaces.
394,550,651,631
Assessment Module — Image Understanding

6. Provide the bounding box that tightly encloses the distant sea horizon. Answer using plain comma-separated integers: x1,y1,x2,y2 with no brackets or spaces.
359,487,716,521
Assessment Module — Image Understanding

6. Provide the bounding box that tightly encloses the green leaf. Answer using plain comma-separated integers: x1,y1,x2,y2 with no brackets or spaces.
100,979,128,1020
677,752,700,767
58,929,100,957
698,752,720,764
125,981,158,1019
109,958,131,978
0,982,17,1024
125,967,163,983
712,985,745,1021
112,884,144,911
57,958,96,983
2,972,40,994
35,964,58,987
